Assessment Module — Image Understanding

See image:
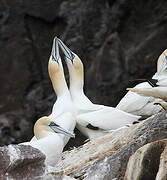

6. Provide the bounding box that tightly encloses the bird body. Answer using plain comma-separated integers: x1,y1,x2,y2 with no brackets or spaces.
117,50,167,116
30,38,76,145
23,38,76,166
152,49,167,87
22,116,74,166
23,135,64,166
30,134,64,166
57,38,140,140
152,74,167,86
127,50,167,103
117,82,162,117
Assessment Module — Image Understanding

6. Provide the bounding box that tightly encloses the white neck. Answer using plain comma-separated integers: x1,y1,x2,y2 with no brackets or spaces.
67,57,93,107
70,87,93,108
69,69,84,92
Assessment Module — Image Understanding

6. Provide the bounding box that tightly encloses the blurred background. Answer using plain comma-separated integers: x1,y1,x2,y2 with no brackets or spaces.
0,0,167,147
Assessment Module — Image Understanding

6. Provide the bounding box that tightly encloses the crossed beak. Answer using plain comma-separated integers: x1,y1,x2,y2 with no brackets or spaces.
57,38,75,63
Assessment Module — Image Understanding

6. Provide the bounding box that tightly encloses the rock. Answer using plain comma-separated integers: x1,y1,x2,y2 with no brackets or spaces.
125,138,167,180
1,0,167,148
0,112,32,146
54,111,167,179
24,0,62,22
0,143,72,179
87,32,128,105
124,140,167,180
156,145,167,180
0,144,45,179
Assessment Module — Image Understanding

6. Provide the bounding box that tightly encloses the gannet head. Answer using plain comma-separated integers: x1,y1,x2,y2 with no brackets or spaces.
57,38,84,90
48,37,61,79
34,116,75,139
157,49,167,75
48,37,69,95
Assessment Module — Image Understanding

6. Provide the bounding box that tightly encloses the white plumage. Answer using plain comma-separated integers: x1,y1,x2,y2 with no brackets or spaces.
21,115,74,166
117,50,167,117
22,37,76,166
127,50,167,103
22,117,64,166
117,82,162,117
57,38,141,140
127,86,167,102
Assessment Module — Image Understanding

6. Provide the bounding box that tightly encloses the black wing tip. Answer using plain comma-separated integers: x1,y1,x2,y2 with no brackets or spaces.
86,123,99,130
129,78,159,87
132,121,139,124
147,79,158,87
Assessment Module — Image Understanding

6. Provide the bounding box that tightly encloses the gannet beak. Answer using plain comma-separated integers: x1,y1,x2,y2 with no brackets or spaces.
49,121,75,138
57,38,74,63
51,37,60,63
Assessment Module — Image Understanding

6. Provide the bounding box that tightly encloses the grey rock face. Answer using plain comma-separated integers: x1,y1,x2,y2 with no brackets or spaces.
0,144,45,179
156,144,167,180
1,0,167,147
0,144,66,179
124,140,167,180
0,113,31,146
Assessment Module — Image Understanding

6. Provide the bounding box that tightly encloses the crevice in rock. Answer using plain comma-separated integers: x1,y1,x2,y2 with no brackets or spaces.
124,139,167,180
139,143,165,180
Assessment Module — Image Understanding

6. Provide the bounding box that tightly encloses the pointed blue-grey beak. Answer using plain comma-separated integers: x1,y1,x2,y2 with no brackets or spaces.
51,37,60,64
57,38,75,63
49,121,75,138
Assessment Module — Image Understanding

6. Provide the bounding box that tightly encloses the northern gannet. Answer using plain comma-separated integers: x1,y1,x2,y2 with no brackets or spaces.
57,38,141,140
116,50,167,117
127,50,167,104
22,116,75,166
152,49,167,86
30,37,76,146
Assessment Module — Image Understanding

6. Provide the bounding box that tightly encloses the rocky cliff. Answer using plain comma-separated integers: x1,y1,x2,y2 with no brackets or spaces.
0,0,167,148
